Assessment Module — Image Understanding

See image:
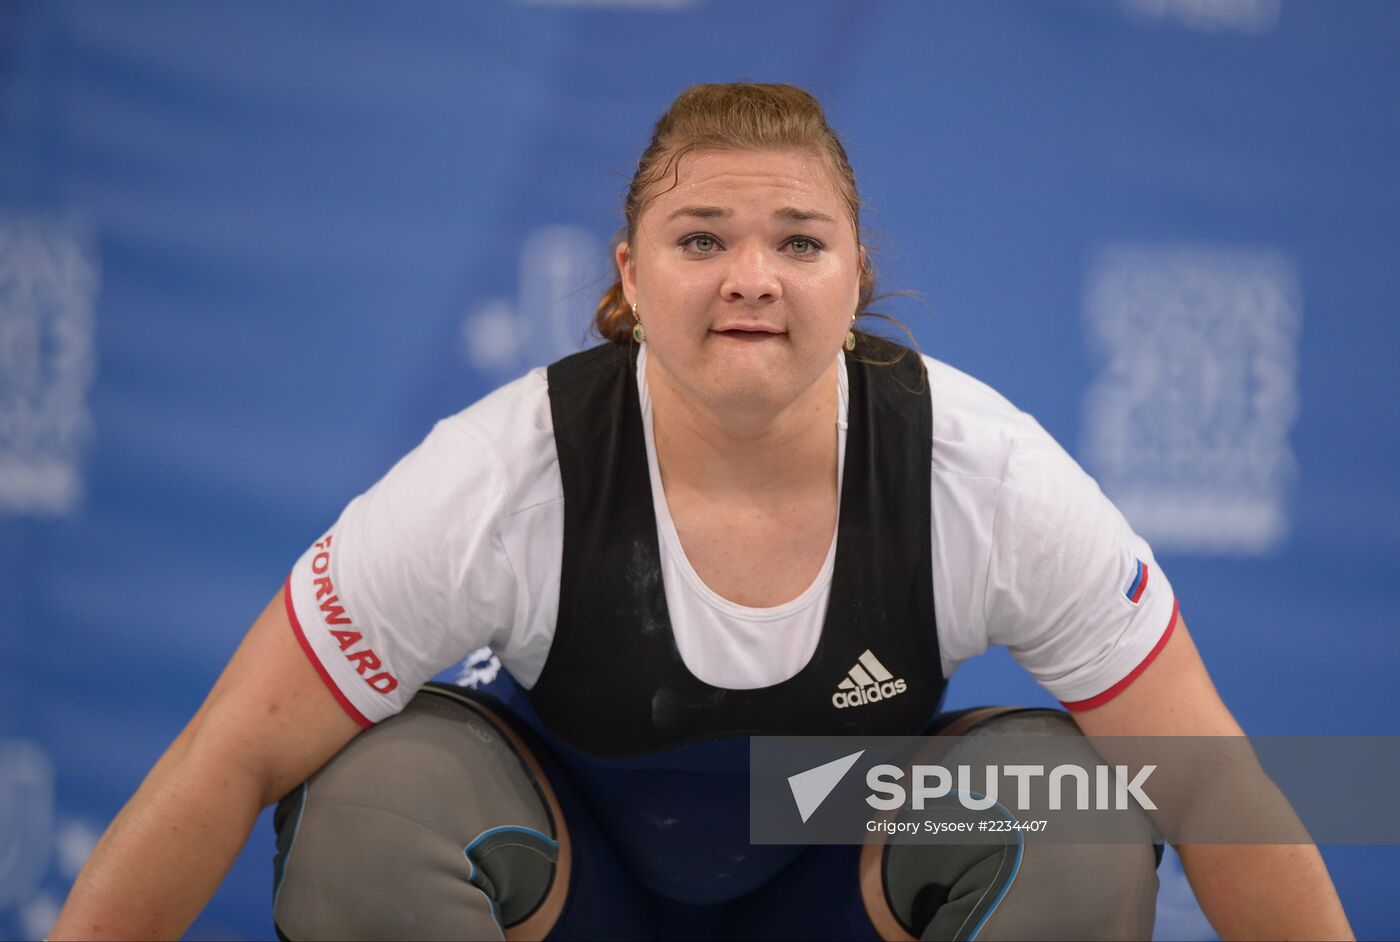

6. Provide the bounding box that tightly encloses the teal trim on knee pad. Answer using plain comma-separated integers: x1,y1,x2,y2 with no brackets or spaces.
944,793,1023,942
882,792,1025,941
464,824,560,928
967,829,1022,941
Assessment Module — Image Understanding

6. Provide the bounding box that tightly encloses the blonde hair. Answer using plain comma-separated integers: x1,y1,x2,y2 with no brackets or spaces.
594,83,878,345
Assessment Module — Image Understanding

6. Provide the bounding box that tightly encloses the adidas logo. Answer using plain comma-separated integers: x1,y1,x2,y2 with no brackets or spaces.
831,650,908,709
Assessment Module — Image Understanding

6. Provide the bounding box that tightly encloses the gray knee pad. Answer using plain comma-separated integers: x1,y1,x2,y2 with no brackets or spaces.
272,685,570,941
862,708,1161,941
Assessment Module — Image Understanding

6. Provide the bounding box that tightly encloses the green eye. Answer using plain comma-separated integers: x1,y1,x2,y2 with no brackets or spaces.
791,239,811,254
682,234,719,253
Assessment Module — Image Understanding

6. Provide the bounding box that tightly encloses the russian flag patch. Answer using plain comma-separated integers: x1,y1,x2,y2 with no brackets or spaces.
1125,558,1149,604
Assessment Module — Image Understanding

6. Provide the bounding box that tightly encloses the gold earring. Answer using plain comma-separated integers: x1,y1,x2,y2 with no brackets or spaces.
631,303,646,344
844,315,857,352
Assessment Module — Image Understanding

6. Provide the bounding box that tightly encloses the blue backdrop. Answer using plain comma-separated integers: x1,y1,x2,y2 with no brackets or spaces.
2,1,1397,939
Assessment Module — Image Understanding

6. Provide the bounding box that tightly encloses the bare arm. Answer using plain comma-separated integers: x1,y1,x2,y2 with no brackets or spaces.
51,586,363,941
1071,611,1353,941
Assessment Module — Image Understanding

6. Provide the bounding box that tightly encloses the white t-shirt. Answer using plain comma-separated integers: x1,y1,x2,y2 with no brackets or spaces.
286,348,1177,727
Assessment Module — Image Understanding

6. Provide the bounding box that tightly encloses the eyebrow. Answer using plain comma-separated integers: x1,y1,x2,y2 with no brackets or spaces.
665,205,839,225
774,206,839,224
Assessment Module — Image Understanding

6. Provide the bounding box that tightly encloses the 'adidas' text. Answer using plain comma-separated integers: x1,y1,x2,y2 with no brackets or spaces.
832,650,908,709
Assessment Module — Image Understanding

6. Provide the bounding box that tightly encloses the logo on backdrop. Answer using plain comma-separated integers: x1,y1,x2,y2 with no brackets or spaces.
0,739,103,939
1080,244,1301,555
0,739,54,911
1120,0,1280,34
0,215,100,516
461,225,606,372
519,0,697,9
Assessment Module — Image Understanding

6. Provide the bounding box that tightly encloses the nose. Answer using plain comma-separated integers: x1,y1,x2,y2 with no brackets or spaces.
718,241,781,305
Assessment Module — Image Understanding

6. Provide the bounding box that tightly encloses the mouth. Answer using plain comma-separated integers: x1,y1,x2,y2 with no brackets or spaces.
711,325,785,342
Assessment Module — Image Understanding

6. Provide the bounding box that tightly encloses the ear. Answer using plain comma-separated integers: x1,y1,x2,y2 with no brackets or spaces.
615,240,636,305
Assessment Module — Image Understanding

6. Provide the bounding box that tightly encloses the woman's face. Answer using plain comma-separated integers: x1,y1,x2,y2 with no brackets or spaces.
617,147,863,422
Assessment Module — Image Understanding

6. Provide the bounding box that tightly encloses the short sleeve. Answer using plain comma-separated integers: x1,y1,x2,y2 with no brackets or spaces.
285,418,516,726
983,419,1178,710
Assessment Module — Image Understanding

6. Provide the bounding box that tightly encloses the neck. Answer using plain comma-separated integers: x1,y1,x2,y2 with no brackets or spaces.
645,354,840,502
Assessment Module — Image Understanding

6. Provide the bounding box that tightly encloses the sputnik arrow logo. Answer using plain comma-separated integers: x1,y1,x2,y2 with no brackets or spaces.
787,750,865,823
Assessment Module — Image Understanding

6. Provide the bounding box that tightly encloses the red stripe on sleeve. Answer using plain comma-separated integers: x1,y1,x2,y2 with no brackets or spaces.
283,573,374,729
1059,598,1180,713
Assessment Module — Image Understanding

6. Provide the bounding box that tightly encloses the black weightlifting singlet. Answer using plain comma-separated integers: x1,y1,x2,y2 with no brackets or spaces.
528,339,945,753
494,339,949,904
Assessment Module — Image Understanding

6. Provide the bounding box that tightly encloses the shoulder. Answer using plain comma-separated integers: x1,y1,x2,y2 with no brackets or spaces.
434,367,560,515
922,352,1119,550
922,354,1050,485
335,368,561,565
439,366,551,447
922,354,1128,655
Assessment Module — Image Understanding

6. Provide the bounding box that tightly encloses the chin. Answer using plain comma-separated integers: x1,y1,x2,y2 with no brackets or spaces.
698,361,808,417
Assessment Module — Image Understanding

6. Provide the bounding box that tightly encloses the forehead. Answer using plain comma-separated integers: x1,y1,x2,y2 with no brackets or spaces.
641,148,848,223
